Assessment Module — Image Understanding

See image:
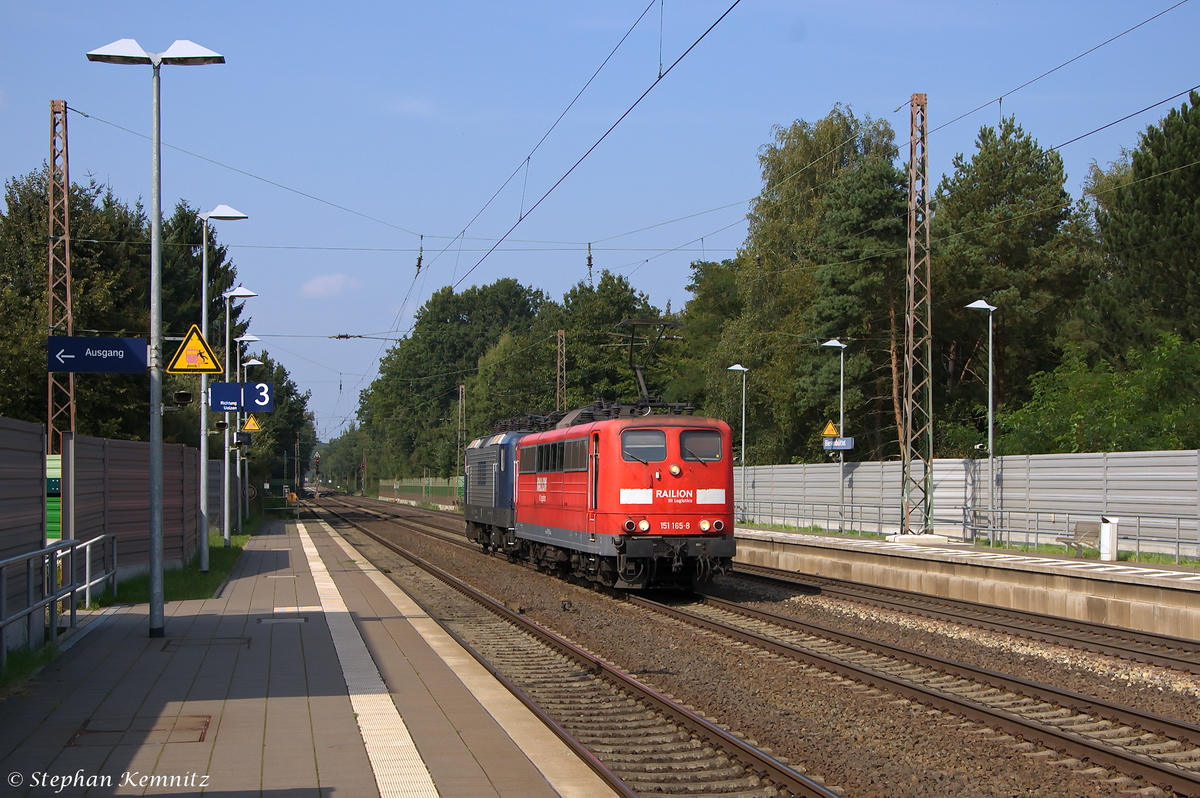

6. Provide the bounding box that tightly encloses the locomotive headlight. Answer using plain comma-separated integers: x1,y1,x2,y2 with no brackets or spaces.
669,463,681,476
699,519,711,531
713,520,725,532
623,519,636,533
638,519,651,532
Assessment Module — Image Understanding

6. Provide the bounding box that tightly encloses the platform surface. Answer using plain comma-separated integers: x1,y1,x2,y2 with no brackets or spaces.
0,519,616,797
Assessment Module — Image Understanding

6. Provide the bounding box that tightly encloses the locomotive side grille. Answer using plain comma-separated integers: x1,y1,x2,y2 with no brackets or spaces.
465,447,498,506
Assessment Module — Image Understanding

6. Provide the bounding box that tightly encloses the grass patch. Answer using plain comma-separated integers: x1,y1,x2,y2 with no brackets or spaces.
973,538,1200,567
741,521,888,540
1123,550,1200,567
91,533,249,607
0,643,59,698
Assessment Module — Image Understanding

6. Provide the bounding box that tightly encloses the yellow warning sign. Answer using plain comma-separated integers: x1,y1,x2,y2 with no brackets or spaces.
242,415,262,432
821,421,840,437
166,324,222,374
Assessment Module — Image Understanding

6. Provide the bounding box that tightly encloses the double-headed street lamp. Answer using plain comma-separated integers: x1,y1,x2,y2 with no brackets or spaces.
198,206,247,575
222,286,256,547
727,364,749,521
822,339,848,531
966,300,998,544
88,38,225,639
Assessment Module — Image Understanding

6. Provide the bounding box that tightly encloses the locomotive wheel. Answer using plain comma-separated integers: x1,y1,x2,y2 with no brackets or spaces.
598,557,618,587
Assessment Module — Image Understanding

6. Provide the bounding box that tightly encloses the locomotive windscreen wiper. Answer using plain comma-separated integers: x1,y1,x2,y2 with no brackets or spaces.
623,449,649,465
681,443,708,465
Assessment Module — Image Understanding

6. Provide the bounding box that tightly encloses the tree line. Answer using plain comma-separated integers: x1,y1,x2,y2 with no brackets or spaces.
319,93,1200,485
0,170,316,488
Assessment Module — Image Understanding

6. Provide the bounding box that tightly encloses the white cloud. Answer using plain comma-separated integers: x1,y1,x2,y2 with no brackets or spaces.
300,273,361,299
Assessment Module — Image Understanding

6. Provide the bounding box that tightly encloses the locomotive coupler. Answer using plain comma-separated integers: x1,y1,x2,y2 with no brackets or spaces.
665,538,686,572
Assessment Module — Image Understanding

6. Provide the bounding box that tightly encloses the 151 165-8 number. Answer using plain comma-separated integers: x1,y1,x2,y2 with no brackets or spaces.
659,521,691,530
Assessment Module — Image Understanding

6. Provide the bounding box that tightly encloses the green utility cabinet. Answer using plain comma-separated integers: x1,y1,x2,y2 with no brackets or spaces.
47,454,61,540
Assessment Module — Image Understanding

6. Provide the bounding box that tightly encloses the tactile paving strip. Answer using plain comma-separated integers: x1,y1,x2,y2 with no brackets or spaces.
295,522,439,798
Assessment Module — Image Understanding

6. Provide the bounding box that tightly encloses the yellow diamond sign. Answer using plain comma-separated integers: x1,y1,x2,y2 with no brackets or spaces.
166,324,222,374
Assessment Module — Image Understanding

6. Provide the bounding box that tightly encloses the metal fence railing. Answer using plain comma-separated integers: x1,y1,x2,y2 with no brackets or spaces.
0,534,117,668
740,499,1200,564
964,509,1200,563
261,496,301,519
378,477,463,506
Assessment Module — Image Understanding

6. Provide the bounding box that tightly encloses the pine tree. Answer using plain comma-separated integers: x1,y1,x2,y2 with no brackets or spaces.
1094,91,1200,350
932,117,1089,454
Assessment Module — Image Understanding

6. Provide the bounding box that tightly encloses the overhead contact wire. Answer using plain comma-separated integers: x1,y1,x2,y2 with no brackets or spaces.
451,0,745,291
928,0,1192,135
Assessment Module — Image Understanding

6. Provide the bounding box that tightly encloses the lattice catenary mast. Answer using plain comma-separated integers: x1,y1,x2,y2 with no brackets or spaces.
48,100,75,455
902,93,934,534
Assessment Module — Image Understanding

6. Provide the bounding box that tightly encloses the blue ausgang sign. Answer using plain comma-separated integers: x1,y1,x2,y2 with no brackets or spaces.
47,336,147,373
209,382,275,412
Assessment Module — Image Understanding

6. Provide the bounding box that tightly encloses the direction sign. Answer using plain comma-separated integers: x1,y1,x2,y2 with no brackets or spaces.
207,381,275,412
822,437,855,451
166,324,222,374
47,336,147,373
821,420,840,437
209,382,242,412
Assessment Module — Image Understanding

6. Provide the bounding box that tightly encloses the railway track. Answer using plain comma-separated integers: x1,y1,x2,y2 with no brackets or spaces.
318,494,1200,793
323,494,1200,677
731,563,1200,675
636,593,1200,797
307,503,842,798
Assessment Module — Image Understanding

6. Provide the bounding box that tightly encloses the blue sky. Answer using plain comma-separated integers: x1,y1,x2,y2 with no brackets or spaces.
2,1,1196,439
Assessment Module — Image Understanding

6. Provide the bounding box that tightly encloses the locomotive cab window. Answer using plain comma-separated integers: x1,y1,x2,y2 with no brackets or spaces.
622,429,666,462
680,430,723,462
519,447,536,474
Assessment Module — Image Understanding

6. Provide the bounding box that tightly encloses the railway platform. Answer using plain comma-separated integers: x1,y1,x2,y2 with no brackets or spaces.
736,526,1200,640
0,518,619,797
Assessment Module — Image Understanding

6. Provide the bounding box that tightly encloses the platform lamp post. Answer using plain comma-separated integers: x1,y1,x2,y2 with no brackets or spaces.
198,205,247,574
234,335,260,536
822,339,848,531
966,300,997,545
727,364,749,522
240,356,264,525
222,286,256,547
88,38,225,639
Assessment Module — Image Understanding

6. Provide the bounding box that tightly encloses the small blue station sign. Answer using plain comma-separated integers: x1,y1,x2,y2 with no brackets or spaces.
47,336,147,373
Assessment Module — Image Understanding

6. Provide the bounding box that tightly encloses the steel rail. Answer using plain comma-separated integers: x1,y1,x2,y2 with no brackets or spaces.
732,562,1200,674
308,502,840,798
326,495,1200,675
632,594,1200,797
302,504,636,798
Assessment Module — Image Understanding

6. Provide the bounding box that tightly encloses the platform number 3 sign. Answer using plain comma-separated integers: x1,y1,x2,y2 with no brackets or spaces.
246,381,275,412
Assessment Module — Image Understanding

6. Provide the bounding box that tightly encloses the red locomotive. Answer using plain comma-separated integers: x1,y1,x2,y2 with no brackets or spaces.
466,408,735,589
466,320,736,588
